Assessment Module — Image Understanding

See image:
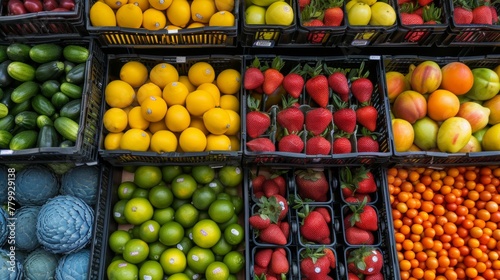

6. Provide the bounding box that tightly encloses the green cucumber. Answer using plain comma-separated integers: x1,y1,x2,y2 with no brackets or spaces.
0,88,14,109
15,111,38,130
7,61,36,82
29,44,63,64
0,103,8,118
35,61,65,82
0,60,13,87
32,95,56,117
11,81,40,103
41,80,61,98
10,99,32,116
9,130,38,150
0,130,12,148
63,45,90,64
60,82,82,99
6,43,31,62
59,99,81,121
59,139,74,148
65,63,86,84
51,92,70,109
64,60,75,74
36,115,53,129
0,46,8,63
37,125,60,147
0,115,15,131
54,116,79,142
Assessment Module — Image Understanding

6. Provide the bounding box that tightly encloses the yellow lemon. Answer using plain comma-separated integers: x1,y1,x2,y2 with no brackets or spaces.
219,94,239,113
264,2,292,25
188,62,215,86
224,109,240,136
165,104,191,132
104,132,124,150
149,119,168,133
148,0,172,10
120,128,150,151
228,135,240,151
216,69,240,95
215,0,234,12
120,61,149,88
191,0,217,23
163,81,189,106
203,107,230,135
137,82,163,105
116,3,143,28
131,0,150,11
347,2,371,25
189,117,209,135
150,130,178,153
105,80,136,108
179,127,207,152
187,22,206,28
150,63,179,89
209,11,235,26
345,0,357,11
185,90,215,116
141,96,168,122
167,0,191,28
103,108,129,133
105,0,128,9
89,2,117,26
197,83,220,106
129,106,150,130
205,134,231,151
178,75,196,92
143,8,167,30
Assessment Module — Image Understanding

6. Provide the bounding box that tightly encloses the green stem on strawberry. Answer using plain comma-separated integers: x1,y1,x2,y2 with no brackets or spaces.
304,60,325,78
301,0,325,22
323,64,348,76
270,56,285,72
348,60,370,81
422,3,443,23
255,196,282,224
347,196,369,226
247,95,263,112
300,246,328,263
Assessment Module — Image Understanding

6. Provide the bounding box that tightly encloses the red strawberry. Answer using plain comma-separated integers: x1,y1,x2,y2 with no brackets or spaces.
356,133,379,153
306,75,330,107
454,6,473,24
490,6,498,24
280,221,290,240
348,272,361,280
327,71,349,102
365,272,384,280
244,58,265,90
299,206,331,244
295,169,329,202
263,57,285,95
324,6,343,26
333,107,357,134
299,0,311,11
417,0,432,6
333,136,352,154
351,77,374,104
271,173,287,197
270,194,289,221
259,223,287,245
303,19,326,43
472,5,493,24
347,247,383,275
270,249,290,275
246,95,270,138
246,138,275,152
323,248,337,269
356,167,377,194
356,105,378,132
305,107,332,135
249,214,272,230
315,207,332,223
306,135,331,155
282,72,305,98
252,174,267,193
345,227,376,245
400,12,424,25
255,248,273,268
300,247,332,278
278,133,305,153
263,179,280,197
254,264,268,276
349,199,379,231
277,96,304,133
397,0,412,4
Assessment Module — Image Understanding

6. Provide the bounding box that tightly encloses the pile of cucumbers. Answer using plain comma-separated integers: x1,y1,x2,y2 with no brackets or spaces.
0,42,89,150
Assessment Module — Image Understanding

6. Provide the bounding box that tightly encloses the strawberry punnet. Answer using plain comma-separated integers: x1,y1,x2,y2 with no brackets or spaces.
246,95,271,139
347,246,384,275
298,203,332,244
348,197,379,231
295,169,329,202
300,246,333,279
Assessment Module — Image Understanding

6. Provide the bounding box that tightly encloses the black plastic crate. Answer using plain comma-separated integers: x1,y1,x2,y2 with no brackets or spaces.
440,2,500,46
249,246,297,280
296,204,337,247
0,0,86,39
0,39,105,163
98,54,243,166
242,55,392,166
336,166,381,205
296,246,341,280
384,55,500,166
85,0,239,48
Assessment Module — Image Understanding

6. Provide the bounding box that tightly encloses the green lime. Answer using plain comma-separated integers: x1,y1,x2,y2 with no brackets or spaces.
185,227,194,240
148,241,168,261
134,166,163,189
211,236,233,256
228,274,238,280
182,166,192,173
205,261,230,280
176,236,194,255
223,224,244,246
198,211,210,221
175,204,199,228
138,220,161,243
123,239,149,264
192,219,221,249
159,248,186,275
217,214,239,232
113,199,129,224
187,246,215,274
129,225,141,238
148,185,174,209
171,198,191,211
109,229,132,254
204,179,224,194
191,165,216,184
183,266,201,280
218,166,242,188
107,259,138,280
131,187,149,199
139,260,164,280
208,199,235,224
153,207,175,225
192,186,217,210
223,251,245,274
159,221,185,246
117,181,138,200
124,197,154,225
230,195,243,215
171,174,198,199
216,193,231,201
224,187,239,197
168,273,191,280
162,165,184,183
123,166,137,173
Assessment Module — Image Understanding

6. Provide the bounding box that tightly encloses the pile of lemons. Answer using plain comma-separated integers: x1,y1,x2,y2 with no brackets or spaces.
102,60,241,153
89,0,236,30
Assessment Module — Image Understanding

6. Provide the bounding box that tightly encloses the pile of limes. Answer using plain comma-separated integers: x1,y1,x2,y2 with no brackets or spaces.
107,165,245,280
102,59,241,153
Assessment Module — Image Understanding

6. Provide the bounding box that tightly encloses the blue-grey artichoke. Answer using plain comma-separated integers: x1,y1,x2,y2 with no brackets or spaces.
55,248,90,280
16,165,59,206
22,248,59,280
36,195,94,254
0,165,7,205
13,206,41,251
60,165,99,206
0,248,23,280
0,207,8,247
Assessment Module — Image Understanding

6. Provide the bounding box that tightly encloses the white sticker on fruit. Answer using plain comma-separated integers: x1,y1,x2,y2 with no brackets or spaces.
177,177,184,182
212,267,222,274
148,225,154,232
201,229,207,236
131,251,138,256
169,258,174,264
314,267,321,273
143,275,152,280
118,263,127,268
235,167,241,174
177,244,183,251
231,229,239,236
192,255,199,261
114,212,121,217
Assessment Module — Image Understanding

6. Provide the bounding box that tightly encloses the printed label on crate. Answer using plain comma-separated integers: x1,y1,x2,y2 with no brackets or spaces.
253,40,275,47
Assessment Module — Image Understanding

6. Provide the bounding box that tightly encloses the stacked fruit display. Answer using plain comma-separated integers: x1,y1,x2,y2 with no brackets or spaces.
396,0,447,43
346,0,397,27
101,58,241,154
4,0,76,14
105,165,245,280
387,59,500,154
